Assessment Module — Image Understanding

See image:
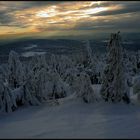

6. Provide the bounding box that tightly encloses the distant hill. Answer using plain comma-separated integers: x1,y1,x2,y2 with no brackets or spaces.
0,33,139,59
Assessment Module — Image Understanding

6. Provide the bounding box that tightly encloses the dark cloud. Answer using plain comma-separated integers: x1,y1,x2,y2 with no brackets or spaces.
92,2,140,16
0,1,63,11
73,10,140,32
0,11,14,24
74,25,115,30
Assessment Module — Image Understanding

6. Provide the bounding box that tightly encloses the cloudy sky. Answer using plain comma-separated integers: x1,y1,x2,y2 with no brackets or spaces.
0,1,140,40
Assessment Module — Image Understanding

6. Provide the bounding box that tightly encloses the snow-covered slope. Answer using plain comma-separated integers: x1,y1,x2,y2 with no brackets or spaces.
0,98,140,138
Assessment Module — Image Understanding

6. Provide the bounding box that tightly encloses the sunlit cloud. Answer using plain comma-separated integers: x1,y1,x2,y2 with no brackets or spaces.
0,1,140,39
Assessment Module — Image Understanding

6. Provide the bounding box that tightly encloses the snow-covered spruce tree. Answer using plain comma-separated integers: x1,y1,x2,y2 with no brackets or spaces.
129,52,137,76
22,65,43,104
96,58,105,84
63,68,80,86
136,50,140,73
37,54,49,71
81,40,95,70
27,54,44,74
8,51,25,89
46,70,68,100
71,52,86,68
96,53,107,84
55,55,74,79
100,32,130,103
83,40,93,68
133,76,140,101
0,61,38,111
48,54,58,72
124,50,137,76
0,78,17,112
0,64,9,83
56,55,74,81
30,67,50,102
72,72,96,103
47,54,75,82
21,80,41,106
20,54,51,105
82,40,99,84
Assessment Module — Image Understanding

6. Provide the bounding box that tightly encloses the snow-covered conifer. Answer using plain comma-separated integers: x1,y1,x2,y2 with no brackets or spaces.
8,51,25,89
46,71,68,100
0,78,17,112
136,50,140,72
100,32,130,103
72,72,96,103
82,40,100,84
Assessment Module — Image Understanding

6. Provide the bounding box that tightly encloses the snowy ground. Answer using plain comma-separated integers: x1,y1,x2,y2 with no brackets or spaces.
0,85,140,138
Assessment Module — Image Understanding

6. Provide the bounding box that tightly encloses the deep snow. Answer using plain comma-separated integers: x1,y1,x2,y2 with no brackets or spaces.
0,100,140,138
0,84,140,138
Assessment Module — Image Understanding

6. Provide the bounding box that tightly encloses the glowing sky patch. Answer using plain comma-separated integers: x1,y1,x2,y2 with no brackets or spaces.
36,11,50,18
83,7,108,15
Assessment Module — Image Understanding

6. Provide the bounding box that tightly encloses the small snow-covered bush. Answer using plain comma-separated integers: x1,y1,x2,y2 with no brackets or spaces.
72,72,96,103
45,71,69,100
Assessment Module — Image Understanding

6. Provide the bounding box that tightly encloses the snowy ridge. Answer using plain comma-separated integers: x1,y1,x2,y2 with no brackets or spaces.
0,99,140,138
0,32,140,138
